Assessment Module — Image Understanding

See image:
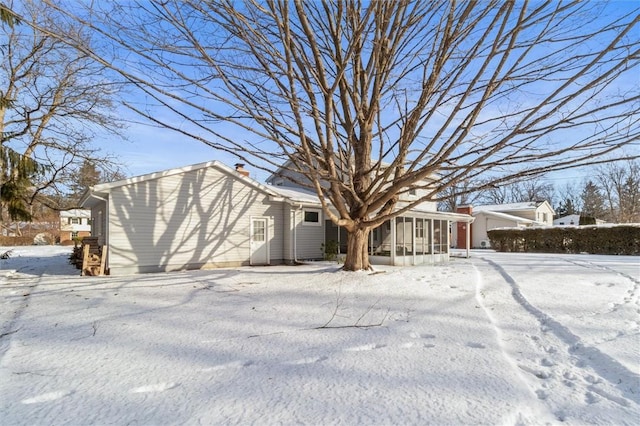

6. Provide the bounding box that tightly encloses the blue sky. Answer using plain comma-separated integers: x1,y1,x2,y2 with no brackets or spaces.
106,114,272,183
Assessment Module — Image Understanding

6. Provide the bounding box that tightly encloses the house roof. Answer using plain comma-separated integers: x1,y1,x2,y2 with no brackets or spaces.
474,210,539,225
473,201,540,212
80,161,283,207
473,200,554,214
60,209,91,218
267,186,321,205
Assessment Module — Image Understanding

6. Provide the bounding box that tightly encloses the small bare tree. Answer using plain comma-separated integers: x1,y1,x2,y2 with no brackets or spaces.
596,159,640,223
40,0,639,270
0,0,124,222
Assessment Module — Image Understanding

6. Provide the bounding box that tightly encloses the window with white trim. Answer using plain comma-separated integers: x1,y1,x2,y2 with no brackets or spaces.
303,209,321,226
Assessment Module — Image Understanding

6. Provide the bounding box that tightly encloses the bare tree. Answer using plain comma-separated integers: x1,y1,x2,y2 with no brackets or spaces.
555,182,582,217
39,0,639,270
0,0,124,222
437,179,485,212
480,178,556,206
596,160,640,223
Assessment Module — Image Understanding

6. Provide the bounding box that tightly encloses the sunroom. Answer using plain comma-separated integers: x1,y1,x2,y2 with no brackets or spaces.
325,211,474,266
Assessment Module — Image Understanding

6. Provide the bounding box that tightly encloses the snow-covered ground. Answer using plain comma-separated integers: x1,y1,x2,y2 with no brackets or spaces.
1,245,638,425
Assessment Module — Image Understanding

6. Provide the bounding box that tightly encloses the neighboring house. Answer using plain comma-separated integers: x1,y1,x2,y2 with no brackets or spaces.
553,214,607,226
60,209,92,244
553,214,581,226
80,161,473,275
453,201,555,249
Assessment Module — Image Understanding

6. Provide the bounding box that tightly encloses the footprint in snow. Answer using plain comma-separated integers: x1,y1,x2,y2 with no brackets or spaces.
400,341,435,349
21,390,74,404
536,389,548,400
409,332,436,339
129,382,179,393
540,357,555,367
585,392,600,404
466,342,486,349
201,360,253,372
344,343,386,352
518,364,551,379
286,356,328,365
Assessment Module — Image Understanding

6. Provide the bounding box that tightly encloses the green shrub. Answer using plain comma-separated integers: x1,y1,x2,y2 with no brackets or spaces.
321,240,339,261
488,225,640,255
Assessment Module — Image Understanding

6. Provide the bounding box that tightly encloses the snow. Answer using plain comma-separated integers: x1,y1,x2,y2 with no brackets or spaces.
1,246,638,425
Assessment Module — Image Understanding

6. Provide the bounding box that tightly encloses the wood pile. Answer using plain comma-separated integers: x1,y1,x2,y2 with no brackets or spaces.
78,237,108,276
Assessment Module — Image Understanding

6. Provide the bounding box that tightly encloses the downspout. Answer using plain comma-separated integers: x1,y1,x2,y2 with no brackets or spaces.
293,204,303,264
466,220,471,259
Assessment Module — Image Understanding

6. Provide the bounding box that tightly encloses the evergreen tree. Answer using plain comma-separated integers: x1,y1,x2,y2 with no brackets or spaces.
67,160,101,200
555,198,579,218
1,3,42,221
580,180,606,220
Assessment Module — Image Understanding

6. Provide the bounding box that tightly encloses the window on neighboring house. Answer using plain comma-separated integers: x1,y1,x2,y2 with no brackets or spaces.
70,217,79,224
71,231,78,239
303,209,320,225
542,213,548,222
408,188,417,196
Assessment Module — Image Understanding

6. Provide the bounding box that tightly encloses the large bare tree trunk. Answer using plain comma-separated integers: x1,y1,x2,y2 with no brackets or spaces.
343,227,371,271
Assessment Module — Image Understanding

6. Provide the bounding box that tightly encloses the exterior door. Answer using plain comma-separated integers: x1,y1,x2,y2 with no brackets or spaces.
250,217,269,265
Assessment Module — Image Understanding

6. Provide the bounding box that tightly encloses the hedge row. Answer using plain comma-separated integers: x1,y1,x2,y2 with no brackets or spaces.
0,236,35,246
487,225,640,255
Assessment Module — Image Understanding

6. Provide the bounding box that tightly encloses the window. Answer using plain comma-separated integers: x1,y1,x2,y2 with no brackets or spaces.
252,220,265,242
408,188,417,196
303,209,320,226
395,217,413,255
433,220,449,254
70,217,79,224
71,231,78,239
415,220,424,238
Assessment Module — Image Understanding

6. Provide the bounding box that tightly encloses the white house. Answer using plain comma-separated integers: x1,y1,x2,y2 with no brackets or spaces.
454,201,555,249
59,209,92,244
80,161,473,275
553,214,607,226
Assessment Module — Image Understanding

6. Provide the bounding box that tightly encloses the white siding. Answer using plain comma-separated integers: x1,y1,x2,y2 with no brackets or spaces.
472,213,522,248
106,166,284,274
293,208,325,260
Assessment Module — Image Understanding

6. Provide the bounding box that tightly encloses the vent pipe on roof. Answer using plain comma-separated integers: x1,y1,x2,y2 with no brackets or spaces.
235,163,249,177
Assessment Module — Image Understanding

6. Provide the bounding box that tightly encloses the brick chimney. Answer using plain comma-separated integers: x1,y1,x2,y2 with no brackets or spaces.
235,163,249,177
456,205,473,249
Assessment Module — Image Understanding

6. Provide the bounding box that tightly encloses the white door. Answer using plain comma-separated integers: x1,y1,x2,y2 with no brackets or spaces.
250,217,269,265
